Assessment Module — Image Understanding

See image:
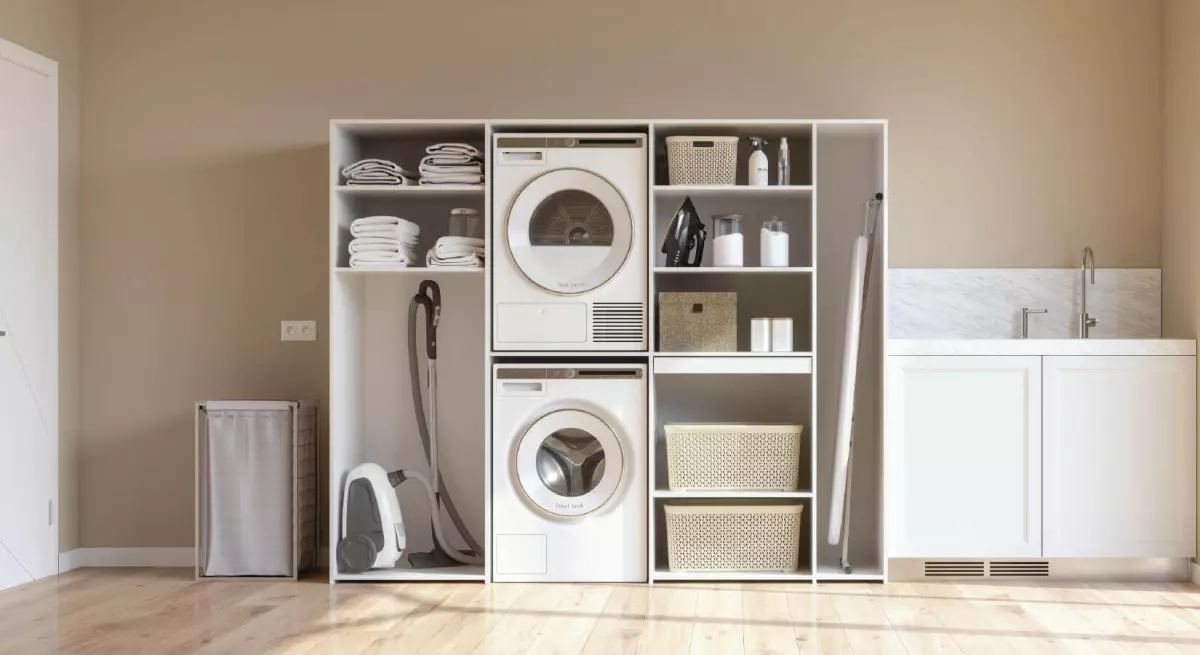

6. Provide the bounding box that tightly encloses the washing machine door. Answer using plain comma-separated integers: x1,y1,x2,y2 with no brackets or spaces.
515,408,624,518
505,168,633,295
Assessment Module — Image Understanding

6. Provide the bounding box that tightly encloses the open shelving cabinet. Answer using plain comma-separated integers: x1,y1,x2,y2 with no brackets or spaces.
328,119,886,584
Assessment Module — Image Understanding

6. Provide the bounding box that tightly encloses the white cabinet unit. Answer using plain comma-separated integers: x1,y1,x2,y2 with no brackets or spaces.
886,356,1042,558
1043,356,1196,558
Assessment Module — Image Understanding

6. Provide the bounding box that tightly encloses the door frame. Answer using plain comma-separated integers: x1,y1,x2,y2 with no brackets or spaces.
0,34,59,580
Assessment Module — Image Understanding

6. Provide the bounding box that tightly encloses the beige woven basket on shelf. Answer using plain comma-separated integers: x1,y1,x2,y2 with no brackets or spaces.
665,136,738,185
664,504,803,572
658,292,736,352
665,423,803,491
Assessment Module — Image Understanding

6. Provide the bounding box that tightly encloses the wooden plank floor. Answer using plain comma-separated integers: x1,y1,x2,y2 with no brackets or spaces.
6,569,1200,654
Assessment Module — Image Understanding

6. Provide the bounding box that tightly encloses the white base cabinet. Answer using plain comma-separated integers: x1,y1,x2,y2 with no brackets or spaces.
886,356,1042,558
1043,356,1196,558
888,351,1197,561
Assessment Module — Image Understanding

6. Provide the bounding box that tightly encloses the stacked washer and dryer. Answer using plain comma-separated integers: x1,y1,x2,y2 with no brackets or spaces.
491,134,649,582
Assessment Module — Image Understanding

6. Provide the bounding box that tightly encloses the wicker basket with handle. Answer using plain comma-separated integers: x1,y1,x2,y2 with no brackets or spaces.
658,292,736,352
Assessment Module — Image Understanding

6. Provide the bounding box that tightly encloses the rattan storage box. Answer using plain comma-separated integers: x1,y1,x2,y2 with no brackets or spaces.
665,423,803,491
658,292,736,352
664,504,803,572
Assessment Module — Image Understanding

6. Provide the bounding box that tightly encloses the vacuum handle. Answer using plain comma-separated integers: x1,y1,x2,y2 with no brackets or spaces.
415,296,437,360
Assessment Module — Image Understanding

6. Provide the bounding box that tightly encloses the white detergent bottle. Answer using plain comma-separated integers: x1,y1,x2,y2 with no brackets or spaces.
748,136,769,186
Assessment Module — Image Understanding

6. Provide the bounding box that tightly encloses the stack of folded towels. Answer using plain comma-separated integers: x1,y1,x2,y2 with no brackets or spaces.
419,143,484,186
341,158,418,186
348,216,420,268
427,236,486,268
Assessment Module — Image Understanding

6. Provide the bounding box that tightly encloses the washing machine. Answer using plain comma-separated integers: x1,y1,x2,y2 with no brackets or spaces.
492,133,648,351
492,364,647,582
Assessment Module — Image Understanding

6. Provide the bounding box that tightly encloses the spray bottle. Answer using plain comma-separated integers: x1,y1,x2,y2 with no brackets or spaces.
778,137,791,186
748,136,769,186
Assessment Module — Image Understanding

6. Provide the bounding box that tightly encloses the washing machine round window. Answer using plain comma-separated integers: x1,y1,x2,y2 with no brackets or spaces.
505,168,633,295
515,408,624,517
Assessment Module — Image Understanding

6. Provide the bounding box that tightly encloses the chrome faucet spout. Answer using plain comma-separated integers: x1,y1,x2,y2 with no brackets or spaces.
1079,246,1098,338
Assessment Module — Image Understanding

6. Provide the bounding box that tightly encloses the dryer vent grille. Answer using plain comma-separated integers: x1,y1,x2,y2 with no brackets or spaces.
592,303,645,343
989,561,1050,577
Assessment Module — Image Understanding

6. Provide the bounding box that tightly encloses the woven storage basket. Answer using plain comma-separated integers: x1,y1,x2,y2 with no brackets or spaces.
658,292,736,352
665,423,803,491
666,136,738,185
665,504,803,572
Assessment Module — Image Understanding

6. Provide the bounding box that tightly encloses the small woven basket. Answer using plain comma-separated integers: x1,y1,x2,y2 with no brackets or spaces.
666,136,739,185
665,423,803,491
658,292,736,352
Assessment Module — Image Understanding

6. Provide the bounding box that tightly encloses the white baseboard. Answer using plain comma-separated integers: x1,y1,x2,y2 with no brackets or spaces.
59,547,194,572
1191,559,1200,585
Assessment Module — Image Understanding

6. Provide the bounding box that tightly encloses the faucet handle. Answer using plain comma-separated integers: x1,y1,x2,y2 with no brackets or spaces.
1021,307,1048,339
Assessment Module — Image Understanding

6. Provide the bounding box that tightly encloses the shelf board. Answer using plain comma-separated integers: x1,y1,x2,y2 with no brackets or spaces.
654,490,812,499
654,266,813,274
654,185,813,199
333,184,484,198
654,351,813,357
335,564,485,582
653,568,812,582
334,267,483,275
816,564,885,582
653,354,812,375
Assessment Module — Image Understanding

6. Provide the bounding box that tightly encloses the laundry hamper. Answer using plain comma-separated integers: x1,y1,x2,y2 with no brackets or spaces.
195,400,319,579
665,423,803,491
664,503,803,572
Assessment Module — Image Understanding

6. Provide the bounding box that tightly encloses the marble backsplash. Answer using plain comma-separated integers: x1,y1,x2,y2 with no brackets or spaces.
888,269,1161,339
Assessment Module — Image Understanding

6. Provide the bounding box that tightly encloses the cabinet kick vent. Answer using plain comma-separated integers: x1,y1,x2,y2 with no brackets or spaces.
989,561,1050,577
592,303,645,343
923,561,985,577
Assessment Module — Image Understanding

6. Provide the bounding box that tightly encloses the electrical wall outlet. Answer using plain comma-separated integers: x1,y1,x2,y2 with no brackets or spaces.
281,320,317,342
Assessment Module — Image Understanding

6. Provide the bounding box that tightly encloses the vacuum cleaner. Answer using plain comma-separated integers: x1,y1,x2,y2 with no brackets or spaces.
337,280,484,572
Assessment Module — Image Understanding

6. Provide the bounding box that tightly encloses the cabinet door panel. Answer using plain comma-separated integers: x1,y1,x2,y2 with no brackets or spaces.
1043,356,1196,558
887,356,1042,558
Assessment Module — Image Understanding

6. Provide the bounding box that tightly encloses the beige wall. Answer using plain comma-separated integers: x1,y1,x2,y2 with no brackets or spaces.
0,0,81,553
77,0,1163,547
1161,0,1200,551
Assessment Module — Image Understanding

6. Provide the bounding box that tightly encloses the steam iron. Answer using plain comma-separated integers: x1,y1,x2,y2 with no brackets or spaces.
661,196,706,267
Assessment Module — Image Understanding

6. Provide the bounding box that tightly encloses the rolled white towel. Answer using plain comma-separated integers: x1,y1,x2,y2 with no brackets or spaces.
419,174,484,186
425,143,482,158
350,216,419,239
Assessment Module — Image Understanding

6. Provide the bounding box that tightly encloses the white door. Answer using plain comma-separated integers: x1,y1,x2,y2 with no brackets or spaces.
1043,356,1196,558
0,39,59,589
514,408,624,518
886,356,1042,558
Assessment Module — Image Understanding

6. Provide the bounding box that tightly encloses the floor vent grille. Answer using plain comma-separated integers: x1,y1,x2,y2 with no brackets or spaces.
923,561,985,577
989,561,1050,577
592,303,645,343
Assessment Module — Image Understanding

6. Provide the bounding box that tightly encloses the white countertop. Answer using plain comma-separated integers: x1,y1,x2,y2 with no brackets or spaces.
888,339,1196,356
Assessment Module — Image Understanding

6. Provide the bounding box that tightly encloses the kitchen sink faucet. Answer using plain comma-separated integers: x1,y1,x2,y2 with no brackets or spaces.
1079,246,1097,338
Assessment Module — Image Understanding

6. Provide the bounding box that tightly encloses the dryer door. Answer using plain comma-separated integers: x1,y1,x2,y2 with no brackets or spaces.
505,168,633,295
514,408,624,518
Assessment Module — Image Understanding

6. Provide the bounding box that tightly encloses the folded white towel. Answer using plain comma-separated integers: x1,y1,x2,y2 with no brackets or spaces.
426,250,484,268
432,236,485,259
341,158,418,184
348,237,417,255
346,176,418,186
350,216,420,239
425,143,482,158
419,162,484,176
350,251,415,268
421,153,480,166
419,174,484,186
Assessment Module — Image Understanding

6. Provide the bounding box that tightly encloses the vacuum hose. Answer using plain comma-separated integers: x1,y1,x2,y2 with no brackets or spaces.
408,281,485,565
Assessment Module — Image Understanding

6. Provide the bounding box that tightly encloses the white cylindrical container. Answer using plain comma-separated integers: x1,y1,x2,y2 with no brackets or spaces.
751,318,772,352
761,217,789,267
712,214,744,267
771,318,794,352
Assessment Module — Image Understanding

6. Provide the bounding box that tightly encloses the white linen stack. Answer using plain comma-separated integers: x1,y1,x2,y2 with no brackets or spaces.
349,216,420,268
426,236,485,268
341,159,418,186
419,143,484,186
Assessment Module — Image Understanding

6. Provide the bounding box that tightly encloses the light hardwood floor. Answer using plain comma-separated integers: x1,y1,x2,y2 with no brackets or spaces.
6,569,1200,654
